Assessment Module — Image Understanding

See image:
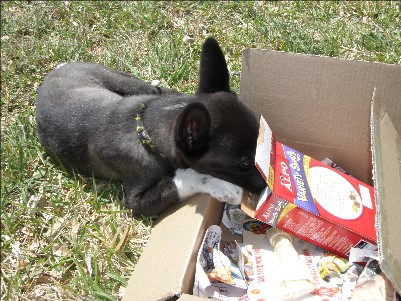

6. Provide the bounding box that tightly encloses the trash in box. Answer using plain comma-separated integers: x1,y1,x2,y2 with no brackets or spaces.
194,217,369,301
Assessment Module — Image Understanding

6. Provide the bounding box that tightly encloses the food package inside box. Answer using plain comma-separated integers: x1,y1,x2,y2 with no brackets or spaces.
243,116,377,260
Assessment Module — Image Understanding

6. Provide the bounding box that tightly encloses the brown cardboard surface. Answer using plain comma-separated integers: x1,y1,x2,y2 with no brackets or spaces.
123,195,223,301
240,50,401,183
178,294,209,300
372,94,401,293
280,139,373,185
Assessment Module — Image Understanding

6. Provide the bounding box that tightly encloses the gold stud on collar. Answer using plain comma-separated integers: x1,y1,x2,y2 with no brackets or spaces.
135,103,167,160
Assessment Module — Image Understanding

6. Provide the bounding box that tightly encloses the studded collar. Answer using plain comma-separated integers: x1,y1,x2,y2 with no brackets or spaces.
135,102,168,160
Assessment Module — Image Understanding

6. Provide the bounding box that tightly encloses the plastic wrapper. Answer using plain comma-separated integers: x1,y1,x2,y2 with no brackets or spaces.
265,227,317,300
193,225,247,300
222,203,247,235
349,259,397,301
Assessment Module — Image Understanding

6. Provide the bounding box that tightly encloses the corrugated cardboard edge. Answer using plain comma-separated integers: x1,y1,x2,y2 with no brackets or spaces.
371,89,401,293
178,293,209,300
123,195,224,301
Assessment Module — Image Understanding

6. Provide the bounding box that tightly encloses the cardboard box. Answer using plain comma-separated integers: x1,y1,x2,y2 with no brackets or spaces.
123,50,401,300
242,115,377,259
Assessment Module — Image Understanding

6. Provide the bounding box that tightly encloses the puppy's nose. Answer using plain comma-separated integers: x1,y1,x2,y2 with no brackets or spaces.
249,169,267,195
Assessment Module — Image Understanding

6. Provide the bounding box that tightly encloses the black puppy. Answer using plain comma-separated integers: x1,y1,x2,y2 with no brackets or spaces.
36,37,265,216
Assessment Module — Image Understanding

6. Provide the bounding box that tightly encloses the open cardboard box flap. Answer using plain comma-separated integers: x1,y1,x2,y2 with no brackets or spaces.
372,92,401,293
124,49,401,300
123,195,222,301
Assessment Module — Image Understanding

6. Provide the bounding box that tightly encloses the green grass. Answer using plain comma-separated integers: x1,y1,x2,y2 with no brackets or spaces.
1,1,400,300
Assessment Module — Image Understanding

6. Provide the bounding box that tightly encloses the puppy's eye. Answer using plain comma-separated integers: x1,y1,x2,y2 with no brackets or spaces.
240,156,252,169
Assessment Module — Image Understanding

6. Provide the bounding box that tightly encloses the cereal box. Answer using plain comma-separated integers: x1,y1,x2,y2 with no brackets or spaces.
242,116,377,259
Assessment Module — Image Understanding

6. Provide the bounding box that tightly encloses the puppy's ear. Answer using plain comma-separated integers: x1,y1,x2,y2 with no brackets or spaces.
176,103,211,156
197,37,230,94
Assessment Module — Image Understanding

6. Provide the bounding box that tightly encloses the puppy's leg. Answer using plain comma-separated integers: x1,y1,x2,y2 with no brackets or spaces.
123,176,181,217
100,68,179,96
173,168,243,205
123,169,243,216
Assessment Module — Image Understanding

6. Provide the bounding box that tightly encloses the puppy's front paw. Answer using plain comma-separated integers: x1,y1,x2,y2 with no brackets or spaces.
205,177,243,205
174,168,203,200
173,168,243,205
